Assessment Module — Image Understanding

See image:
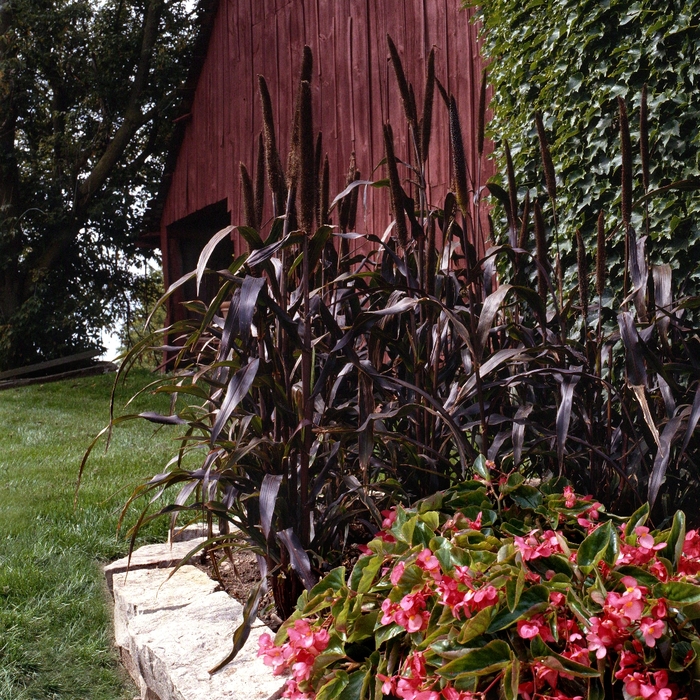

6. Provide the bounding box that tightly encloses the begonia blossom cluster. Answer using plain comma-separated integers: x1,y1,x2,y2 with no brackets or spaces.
258,471,700,700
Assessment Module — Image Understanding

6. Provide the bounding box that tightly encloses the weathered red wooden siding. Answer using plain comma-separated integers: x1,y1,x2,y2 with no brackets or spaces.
158,0,494,286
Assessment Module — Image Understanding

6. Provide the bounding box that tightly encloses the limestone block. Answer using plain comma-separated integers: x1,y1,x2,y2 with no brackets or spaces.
105,539,207,593
168,523,222,543
127,591,283,700
112,566,219,649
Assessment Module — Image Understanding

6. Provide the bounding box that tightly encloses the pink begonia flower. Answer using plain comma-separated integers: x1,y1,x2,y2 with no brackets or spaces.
606,576,646,621
518,681,536,700
516,614,554,642
652,598,667,619
640,617,666,647
563,485,576,508
577,501,602,531
622,669,676,700
282,679,313,700
533,659,560,690
562,643,590,667
557,614,583,645
514,529,562,561
678,529,700,575
465,511,482,530
390,560,406,585
650,559,669,581
550,591,565,606
586,612,630,659
617,526,667,567
410,692,439,700
615,648,643,681
463,584,499,615
634,526,660,550
381,507,398,530
386,651,444,700
518,620,540,639
416,548,442,580
436,575,462,611
684,529,700,558
378,507,398,543
381,597,397,626
453,565,473,586
377,674,395,696
258,617,330,699
258,632,288,674
384,591,430,632
517,620,541,639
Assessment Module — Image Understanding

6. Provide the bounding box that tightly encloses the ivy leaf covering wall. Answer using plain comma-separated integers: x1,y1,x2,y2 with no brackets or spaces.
471,0,700,294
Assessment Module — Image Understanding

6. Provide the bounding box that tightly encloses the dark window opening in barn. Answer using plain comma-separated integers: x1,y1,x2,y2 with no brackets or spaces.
166,199,232,318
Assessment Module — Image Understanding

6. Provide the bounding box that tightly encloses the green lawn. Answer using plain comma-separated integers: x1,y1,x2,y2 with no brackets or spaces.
0,370,178,700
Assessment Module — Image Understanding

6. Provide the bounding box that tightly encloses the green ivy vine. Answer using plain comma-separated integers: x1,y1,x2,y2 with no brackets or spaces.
469,0,700,294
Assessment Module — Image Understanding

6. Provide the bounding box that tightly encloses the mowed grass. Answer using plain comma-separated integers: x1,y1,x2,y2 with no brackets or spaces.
0,370,179,700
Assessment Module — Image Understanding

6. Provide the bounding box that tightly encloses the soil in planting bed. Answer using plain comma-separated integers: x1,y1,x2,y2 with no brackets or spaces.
196,536,368,632
196,549,283,631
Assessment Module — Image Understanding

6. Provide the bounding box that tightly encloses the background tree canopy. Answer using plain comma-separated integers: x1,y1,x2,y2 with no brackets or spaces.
471,0,700,294
0,0,195,371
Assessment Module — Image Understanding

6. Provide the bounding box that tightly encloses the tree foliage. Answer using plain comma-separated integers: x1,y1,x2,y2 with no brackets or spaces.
0,0,195,370
471,0,700,292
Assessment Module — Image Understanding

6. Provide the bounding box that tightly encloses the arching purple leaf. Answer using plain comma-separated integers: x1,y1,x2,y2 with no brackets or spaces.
681,385,700,455
476,285,512,358
138,412,187,425
649,414,684,509
277,527,316,590
556,369,582,473
210,359,259,445
196,226,234,295
512,404,533,467
259,473,283,540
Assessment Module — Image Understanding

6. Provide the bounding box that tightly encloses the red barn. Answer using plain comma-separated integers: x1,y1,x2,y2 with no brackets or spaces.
143,0,493,319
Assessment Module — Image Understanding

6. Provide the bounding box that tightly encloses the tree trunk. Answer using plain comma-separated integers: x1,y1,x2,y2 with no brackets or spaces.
0,0,21,327
0,0,18,226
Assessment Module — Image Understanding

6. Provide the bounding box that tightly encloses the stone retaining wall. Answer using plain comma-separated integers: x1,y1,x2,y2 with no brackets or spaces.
106,539,282,700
